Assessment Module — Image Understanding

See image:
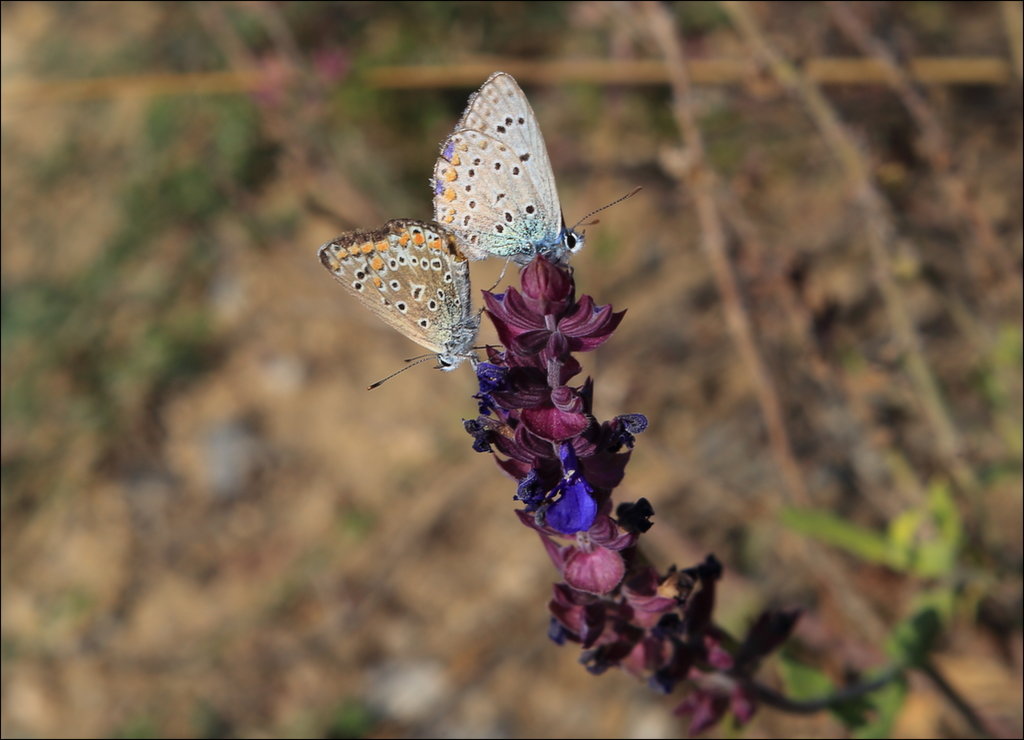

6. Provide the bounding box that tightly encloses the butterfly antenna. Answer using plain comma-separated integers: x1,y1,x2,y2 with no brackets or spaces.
571,186,643,231
485,257,514,292
367,355,436,390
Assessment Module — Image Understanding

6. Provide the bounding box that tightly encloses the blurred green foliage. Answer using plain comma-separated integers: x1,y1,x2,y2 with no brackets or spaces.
780,480,962,578
324,699,377,740
780,480,971,733
779,653,909,740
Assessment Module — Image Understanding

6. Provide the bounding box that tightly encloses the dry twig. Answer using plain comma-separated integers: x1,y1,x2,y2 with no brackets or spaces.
641,4,809,509
640,0,891,648
826,1,1021,303
1,57,1015,106
365,57,1015,88
721,0,979,498
1002,0,1024,82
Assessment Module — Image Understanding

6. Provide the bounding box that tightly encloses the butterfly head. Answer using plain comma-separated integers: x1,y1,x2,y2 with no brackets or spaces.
537,222,585,265
562,225,585,258
437,312,482,370
436,353,467,371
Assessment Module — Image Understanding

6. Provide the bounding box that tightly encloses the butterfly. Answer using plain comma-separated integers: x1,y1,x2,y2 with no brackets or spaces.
432,72,583,266
317,220,480,378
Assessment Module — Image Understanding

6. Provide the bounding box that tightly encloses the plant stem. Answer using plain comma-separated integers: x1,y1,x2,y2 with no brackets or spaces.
750,665,902,714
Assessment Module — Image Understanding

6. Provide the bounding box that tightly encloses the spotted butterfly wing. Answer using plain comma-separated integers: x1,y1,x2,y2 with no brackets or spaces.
433,72,582,266
317,219,479,370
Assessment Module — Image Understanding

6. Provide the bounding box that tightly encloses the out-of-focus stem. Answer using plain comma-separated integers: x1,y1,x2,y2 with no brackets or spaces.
751,665,902,714
642,1,810,509
827,1,1020,302
1002,1,1024,82
640,0,891,646
720,0,979,498
919,658,996,738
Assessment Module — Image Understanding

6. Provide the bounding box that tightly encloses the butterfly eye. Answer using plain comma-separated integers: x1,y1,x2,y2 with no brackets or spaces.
565,232,577,250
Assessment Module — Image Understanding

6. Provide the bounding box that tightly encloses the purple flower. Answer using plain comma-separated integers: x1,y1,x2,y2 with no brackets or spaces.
473,362,508,415
483,271,623,367
616,497,655,534
468,259,643,524
463,256,795,735
734,608,802,672
311,47,350,84
545,444,598,534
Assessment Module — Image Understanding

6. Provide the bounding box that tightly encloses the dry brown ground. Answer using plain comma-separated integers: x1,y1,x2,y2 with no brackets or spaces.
2,2,1021,738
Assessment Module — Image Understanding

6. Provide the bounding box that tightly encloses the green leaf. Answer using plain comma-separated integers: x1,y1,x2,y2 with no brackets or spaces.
886,589,953,666
927,480,962,552
781,508,898,567
851,675,909,739
902,481,961,578
785,478,964,578
778,652,834,699
886,509,922,570
325,699,376,740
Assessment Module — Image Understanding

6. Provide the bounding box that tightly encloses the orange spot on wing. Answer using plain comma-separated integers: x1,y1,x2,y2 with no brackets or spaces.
444,168,457,182
443,187,456,203
451,153,461,166
429,238,443,250
398,232,410,246
347,246,361,256
372,276,383,288
370,256,384,271
412,231,426,245
361,242,374,254
375,240,387,252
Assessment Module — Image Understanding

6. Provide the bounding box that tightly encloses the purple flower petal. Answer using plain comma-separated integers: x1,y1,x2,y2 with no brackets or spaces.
548,616,571,644
623,568,679,615
521,405,591,442
463,418,494,452
587,515,637,551
563,545,625,595
559,296,626,349
545,473,597,534
603,414,649,452
706,635,735,670
511,328,553,355
485,287,543,333
730,683,758,725
536,528,570,571
520,255,573,315
496,455,531,480
578,449,631,489
734,609,801,670
684,555,723,634
616,497,655,534
550,385,585,414
515,468,546,508
676,689,730,735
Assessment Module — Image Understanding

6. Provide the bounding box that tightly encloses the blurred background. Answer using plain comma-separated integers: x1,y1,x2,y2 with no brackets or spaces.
2,2,1021,738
